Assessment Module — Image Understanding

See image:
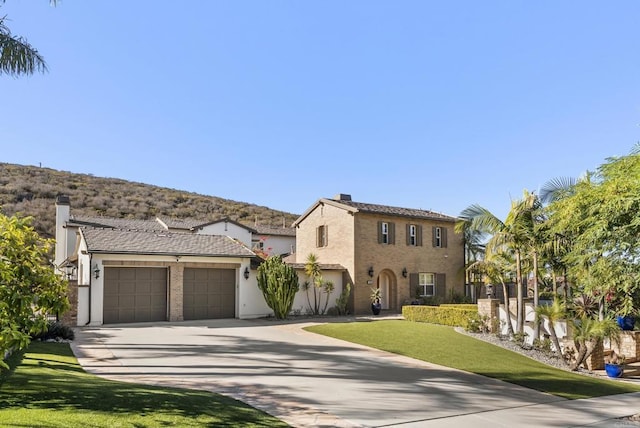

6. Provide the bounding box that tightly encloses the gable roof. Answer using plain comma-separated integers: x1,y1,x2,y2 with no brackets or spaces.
81,227,255,258
68,215,165,232
253,224,296,237
293,197,457,226
155,217,209,231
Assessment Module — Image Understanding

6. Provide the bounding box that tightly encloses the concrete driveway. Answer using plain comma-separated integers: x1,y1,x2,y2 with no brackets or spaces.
71,318,640,427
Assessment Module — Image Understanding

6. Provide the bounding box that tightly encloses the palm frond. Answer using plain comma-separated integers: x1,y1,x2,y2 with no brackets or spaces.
0,14,48,76
540,177,577,204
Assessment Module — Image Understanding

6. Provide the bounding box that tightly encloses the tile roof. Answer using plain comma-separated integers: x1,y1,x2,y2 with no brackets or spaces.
81,227,255,257
68,215,165,231
286,262,346,271
327,199,457,221
253,225,296,237
156,217,209,230
282,254,345,270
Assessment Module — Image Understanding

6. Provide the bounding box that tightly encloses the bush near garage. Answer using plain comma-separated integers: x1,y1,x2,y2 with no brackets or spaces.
30,321,75,342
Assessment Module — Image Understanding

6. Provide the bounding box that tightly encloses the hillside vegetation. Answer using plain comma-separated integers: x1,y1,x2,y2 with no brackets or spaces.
0,163,299,238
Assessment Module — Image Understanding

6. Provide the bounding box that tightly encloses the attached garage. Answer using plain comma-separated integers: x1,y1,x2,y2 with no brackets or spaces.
103,267,168,324
183,268,236,320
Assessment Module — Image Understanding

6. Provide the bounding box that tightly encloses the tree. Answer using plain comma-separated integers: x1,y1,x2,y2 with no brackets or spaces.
302,253,333,315
467,251,515,337
547,148,640,318
256,255,299,320
0,1,57,77
458,194,537,334
535,298,567,366
0,212,69,370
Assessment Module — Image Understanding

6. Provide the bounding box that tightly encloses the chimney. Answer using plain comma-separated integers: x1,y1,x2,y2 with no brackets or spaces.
54,195,71,268
333,193,352,201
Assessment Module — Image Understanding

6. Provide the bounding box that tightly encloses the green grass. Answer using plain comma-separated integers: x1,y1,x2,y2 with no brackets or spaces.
0,342,288,428
305,320,640,400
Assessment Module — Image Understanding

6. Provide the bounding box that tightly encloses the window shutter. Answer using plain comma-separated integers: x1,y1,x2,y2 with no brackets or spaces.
436,273,446,296
432,226,437,247
377,221,383,244
389,222,395,245
417,225,423,246
316,226,321,247
406,224,411,245
409,273,419,297
441,227,448,248
324,225,328,246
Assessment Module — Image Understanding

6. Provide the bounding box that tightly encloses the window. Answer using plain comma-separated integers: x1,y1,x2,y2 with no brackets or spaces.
432,226,447,248
316,225,328,247
406,224,423,246
419,273,435,296
378,221,395,244
381,222,389,244
409,225,416,246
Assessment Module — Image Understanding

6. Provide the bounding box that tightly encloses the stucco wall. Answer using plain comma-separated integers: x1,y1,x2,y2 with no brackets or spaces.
252,234,296,257
197,222,253,247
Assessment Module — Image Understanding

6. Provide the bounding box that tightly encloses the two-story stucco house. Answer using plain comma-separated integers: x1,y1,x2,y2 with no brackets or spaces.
292,194,464,314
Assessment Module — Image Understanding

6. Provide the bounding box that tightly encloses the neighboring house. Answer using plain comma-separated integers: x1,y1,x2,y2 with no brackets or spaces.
54,196,343,325
252,224,296,257
292,194,465,314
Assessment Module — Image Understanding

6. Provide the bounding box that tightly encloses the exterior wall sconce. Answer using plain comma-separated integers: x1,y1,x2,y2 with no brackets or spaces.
368,266,374,278
63,261,76,280
244,267,250,280
402,267,408,278
93,264,101,279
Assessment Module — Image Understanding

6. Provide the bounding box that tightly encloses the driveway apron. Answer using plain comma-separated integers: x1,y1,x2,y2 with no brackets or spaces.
71,318,565,427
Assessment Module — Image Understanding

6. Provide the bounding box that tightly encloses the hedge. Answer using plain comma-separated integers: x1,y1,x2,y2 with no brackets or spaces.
402,305,478,327
439,304,478,310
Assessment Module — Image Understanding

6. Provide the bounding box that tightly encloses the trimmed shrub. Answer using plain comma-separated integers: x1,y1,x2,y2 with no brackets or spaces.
402,305,478,327
439,304,478,310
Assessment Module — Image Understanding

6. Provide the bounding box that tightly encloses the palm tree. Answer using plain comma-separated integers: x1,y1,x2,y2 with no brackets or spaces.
468,251,515,337
454,218,486,301
535,298,567,366
459,197,533,334
304,253,323,315
0,1,56,77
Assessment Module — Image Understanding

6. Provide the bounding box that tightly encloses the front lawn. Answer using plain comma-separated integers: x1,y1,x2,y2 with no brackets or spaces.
0,341,288,428
305,320,640,400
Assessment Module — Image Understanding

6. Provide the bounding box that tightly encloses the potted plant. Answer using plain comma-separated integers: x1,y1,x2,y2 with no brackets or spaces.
616,314,636,331
370,287,382,315
604,350,625,378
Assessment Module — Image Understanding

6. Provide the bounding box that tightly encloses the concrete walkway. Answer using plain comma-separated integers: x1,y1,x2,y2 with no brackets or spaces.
70,317,640,427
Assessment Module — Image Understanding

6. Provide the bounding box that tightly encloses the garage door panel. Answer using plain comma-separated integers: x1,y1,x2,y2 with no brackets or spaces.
104,267,167,324
183,268,235,320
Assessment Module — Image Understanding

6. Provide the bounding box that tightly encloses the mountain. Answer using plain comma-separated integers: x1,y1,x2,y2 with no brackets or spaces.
0,163,299,239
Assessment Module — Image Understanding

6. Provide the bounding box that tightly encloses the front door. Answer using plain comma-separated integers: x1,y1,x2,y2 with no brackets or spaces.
379,272,391,310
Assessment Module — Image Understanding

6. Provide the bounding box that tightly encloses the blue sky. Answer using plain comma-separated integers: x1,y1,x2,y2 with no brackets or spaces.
2,1,639,220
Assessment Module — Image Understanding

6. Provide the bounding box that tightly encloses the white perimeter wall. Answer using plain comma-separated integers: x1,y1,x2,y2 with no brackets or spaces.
239,270,344,319
497,301,568,347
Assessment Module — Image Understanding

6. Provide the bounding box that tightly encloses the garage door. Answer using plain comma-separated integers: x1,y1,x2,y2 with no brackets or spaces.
103,267,168,324
183,268,235,320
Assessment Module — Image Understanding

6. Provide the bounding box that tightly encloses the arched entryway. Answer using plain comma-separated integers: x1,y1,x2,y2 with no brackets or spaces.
377,269,397,311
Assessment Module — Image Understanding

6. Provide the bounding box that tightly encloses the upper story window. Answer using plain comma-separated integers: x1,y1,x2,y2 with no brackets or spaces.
378,221,395,245
432,226,448,248
406,224,422,246
316,225,328,247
